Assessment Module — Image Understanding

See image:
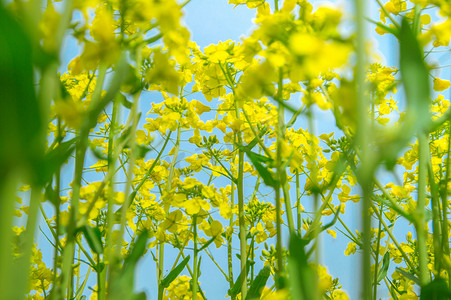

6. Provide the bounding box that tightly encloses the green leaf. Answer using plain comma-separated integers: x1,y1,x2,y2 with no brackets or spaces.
197,256,202,278
39,138,76,185
395,267,421,286
228,260,252,297
161,255,190,289
120,64,142,95
374,195,414,223
119,93,133,109
74,267,92,299
376,252,390,283
0,5,44,185
399,18,430,128
420,278,451,300
246,266,271,300
89,143,109,161
110,230,149,300
81,225,103,255
376,22,399,37
135,144,151,159
125,230,149,267
45,184,59,207
245,151,278,188
380,17,430,169
288,233,318,300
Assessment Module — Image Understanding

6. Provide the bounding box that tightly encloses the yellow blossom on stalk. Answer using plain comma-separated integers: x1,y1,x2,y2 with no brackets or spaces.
344,242,357,255
219,201,233,219
136,129,151,145
332,290,350,300
260,288,290,300
317,264,333,292
145,50,181,95
433,77,451,91
90,5,116,43
182,196,211,215
432,95,451,116
385,0,407,15
200,220,224,247
161,210,183,233
39,3,60,51
54,99,84,129
426,19,451,47
327,229,337,238
164,275,202,299
185,154,208,172
192,99,211,115
237,60,276,99
289,32,321,56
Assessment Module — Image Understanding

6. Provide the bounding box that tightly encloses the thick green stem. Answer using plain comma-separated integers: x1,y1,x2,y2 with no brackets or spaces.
275,68,285,286
228,144,236,299
354,0,372,297
428,151,442,273
442,124,451,285
234,95,247,298
416,132,429,285
237,144,247,298
274,184,284,284
157,242,165,300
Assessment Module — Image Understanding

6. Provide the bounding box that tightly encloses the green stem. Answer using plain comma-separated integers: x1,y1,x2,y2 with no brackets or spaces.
61,64,107,299
427,149,442,273
205,248,229,281
296,172,302,234
237,141,247,298
53,118,62,286
12,186,41,299
442,123,451,286
372,204,419,275
157,242,165,300
102,94,119,300
229,145,236,300
193,216,199,300
117,90,141,262
181,253,207,300
233,94,247,298
275,68,287,287
416,132,429,285
158,122,182,299
354,0,372,297
274,185,283,285
373,203,383,300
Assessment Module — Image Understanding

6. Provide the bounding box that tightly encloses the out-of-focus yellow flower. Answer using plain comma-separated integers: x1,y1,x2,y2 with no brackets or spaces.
433,77,451,91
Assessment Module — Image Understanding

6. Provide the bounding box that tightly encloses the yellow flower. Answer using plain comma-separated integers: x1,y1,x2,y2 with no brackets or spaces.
219,201,233,219
182,196,211,215
344,242,357,255
317,264,333,292
161,210,183,233
332,290,350,300
433,77,451,92
327,229,337,238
